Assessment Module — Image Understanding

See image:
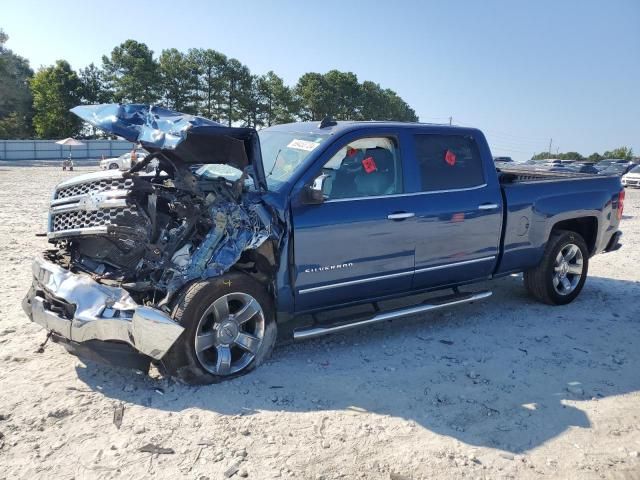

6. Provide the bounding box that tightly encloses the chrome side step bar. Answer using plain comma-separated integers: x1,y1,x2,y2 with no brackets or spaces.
293,290,492,341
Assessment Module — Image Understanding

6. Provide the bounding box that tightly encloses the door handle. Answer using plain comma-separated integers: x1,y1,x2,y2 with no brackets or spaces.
478,203,499,211
387,212,415,220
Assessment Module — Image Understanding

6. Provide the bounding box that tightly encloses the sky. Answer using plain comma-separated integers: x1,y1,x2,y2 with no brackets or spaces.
2,0,639,160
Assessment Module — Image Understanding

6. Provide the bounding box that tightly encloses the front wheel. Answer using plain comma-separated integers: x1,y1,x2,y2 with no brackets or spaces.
108,163,119,170
161,273,277,384
524,230,589,305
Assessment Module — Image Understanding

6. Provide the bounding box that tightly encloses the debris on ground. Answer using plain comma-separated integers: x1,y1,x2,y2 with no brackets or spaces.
139,444,175,455
113,403,124,429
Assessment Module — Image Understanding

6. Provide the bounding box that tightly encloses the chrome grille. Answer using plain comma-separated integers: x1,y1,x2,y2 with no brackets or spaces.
55,178,134,200
51,207,137,233
48,173,139,239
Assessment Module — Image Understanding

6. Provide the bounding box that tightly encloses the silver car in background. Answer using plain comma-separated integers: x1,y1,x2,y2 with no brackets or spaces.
622,165,640,188
100,150,148,170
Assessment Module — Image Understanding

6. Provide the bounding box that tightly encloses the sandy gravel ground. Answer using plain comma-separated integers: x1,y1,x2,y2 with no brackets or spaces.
0,166,639,480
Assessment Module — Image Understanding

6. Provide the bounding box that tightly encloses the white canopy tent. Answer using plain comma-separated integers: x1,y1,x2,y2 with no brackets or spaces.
55,138,85,159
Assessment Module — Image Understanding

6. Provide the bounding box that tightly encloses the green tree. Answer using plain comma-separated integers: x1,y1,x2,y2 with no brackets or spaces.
254,71,297,126
324,70,360,119
102,40,159,103
158,48,199,113
239,75,261,127
586,152,603,163
30,60,82,138
188,48,228,122
603,147,633,160
295,72,334,120
78,63,110,136
296,70,418,122
0,29,34,138
221,58,252,127
358,81,418,121
358,80,388,120
559,151,583,161
78,63,109,104
381,88,418,122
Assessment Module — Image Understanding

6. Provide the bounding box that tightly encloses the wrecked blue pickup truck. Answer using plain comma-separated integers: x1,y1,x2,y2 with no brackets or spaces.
23,104,624,383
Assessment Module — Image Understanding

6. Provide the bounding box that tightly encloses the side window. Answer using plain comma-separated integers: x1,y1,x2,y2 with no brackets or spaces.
414,134,485,191
319,137,403,200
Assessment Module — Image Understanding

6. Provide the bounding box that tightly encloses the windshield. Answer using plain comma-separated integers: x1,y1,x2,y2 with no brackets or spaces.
195,128,330,191
629,165,640,174
259,129,330,189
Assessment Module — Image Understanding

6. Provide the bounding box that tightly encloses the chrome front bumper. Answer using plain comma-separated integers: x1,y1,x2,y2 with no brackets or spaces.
22,255,184,360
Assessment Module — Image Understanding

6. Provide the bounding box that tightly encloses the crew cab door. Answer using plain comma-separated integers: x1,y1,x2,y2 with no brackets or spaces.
406,131,503,289
290,131,416,311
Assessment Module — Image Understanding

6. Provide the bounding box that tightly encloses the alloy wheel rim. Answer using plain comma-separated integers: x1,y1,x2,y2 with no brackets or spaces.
552,243,583,296
194,292,265,376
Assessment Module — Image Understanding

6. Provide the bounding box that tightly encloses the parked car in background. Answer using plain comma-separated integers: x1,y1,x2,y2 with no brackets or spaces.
568,163,600,174
548,166,575,173
622,165,640,188
595,160,615,171
493,156,513,163
100,149,148,170
596,159,633,172
600,162,635,176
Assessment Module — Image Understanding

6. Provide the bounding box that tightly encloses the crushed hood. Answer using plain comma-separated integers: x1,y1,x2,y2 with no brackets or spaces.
71,104,267,190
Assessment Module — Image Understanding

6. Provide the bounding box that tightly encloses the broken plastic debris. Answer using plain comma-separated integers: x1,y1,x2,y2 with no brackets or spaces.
139,444,175,454
113,403,124,429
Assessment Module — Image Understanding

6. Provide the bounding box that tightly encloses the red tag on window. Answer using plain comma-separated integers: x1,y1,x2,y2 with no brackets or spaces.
444,149,457,166
347,147,358,157
362,156,377,173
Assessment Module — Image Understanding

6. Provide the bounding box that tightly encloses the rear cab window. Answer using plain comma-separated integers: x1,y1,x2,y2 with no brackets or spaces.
413,134,485,191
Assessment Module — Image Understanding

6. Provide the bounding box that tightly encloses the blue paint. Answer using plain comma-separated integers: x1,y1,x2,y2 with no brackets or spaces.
70,105,624,334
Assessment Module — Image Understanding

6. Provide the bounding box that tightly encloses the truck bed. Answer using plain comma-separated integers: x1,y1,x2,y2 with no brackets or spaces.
496,166,622,275
497,166,599,184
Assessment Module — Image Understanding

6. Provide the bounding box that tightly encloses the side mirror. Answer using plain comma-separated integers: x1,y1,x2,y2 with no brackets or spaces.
304,174,329,204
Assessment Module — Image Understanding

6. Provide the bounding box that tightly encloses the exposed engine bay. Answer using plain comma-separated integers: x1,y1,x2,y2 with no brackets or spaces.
46,162,278,310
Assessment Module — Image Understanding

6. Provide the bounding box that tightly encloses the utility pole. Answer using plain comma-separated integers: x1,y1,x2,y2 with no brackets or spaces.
548,138,553,156
449,116,452,126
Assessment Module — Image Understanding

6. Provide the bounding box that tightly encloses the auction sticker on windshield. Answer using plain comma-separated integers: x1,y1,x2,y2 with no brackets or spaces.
287,139,320,152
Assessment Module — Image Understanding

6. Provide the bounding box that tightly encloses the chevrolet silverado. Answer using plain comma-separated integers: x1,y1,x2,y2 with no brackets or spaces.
23,104,624,383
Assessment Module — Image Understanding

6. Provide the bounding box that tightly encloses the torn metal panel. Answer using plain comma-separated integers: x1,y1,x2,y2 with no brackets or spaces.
163,199,271,302
70,104,267,190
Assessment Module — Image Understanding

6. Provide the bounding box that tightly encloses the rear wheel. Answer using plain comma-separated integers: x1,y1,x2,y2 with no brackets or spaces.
524,230,589,305
162,273,277,384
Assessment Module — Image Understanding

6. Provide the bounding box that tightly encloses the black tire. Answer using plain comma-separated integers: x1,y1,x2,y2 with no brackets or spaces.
161,272,277,384
108,163,119,170
523,229,589,305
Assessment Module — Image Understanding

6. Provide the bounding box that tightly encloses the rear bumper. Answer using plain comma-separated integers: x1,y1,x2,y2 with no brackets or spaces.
22,255,184,361
604,231,623,253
